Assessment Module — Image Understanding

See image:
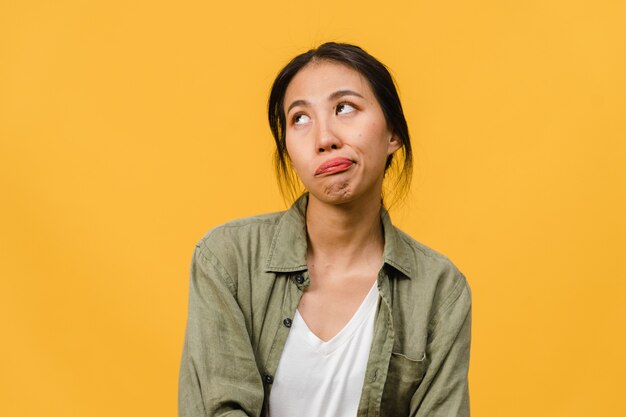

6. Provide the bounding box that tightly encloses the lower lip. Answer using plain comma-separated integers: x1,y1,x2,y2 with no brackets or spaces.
316,161,353,175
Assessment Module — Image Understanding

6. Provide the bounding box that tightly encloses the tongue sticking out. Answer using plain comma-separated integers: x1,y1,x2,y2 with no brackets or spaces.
315,158,354,175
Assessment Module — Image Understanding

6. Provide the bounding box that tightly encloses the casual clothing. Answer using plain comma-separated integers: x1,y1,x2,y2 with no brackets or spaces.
269,281,379,417
178,193,472,417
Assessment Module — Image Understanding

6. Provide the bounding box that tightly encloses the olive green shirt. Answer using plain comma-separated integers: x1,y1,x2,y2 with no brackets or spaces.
179,194,472,417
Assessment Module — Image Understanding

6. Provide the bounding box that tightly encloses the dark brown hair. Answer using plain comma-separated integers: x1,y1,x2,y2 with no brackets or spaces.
268,42,413,206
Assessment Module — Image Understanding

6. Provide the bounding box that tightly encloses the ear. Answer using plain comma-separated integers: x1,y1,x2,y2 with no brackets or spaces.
386,132,402,155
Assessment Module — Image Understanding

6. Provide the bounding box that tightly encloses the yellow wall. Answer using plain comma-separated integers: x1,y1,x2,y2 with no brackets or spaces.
1,1,625,416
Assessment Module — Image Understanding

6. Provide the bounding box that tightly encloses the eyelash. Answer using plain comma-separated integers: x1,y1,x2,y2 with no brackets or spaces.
336,102,356,115
292,113,309,125
290,102,358,126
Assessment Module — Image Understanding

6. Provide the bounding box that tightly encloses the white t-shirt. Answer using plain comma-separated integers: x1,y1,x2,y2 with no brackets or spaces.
269,282,379,417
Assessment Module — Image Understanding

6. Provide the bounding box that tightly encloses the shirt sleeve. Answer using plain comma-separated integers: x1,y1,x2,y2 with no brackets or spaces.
178,244,264,417
410,277,472,417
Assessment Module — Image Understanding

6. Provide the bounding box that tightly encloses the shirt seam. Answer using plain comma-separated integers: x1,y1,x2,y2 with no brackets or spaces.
217,218,279,228
399,233,454,263
428,276,470,332
195,241,237,295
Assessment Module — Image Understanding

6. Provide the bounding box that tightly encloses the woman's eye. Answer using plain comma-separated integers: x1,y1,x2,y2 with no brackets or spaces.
293,114,310,125
336,103,356,115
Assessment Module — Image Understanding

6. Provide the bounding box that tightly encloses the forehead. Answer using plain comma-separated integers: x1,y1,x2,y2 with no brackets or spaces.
284,60,375,104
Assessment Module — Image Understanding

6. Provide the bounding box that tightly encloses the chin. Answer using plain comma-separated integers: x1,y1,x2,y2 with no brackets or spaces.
306,175,381,207
311,181,357,204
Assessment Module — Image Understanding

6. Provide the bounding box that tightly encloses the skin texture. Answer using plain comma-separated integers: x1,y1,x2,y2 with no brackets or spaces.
284,61,400,208
283,61,402,340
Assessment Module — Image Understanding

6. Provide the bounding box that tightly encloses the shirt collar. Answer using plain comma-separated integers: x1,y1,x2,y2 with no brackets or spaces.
264,193,416,279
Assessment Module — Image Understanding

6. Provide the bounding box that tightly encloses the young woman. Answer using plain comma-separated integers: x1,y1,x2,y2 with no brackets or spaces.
179,42,471,417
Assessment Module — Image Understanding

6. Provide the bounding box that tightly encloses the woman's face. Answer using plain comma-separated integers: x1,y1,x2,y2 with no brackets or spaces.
283,60,401,206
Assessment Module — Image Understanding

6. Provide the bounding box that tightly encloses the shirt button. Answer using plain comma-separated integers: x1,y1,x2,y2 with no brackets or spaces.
264,374,274,384
283,318,292,327
294,274,304,284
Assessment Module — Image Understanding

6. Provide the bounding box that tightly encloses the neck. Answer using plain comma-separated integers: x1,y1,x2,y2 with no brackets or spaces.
305,192,384,267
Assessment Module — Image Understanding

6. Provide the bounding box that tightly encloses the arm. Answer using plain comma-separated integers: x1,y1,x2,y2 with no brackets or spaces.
178,244,264,417
411,278,472,417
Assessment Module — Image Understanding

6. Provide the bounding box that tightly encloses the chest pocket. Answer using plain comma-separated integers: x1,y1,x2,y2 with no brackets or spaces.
380,351,428,416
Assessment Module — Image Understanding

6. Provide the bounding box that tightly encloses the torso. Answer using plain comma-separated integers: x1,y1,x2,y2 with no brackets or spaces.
269,282,380,417
298,255,381,341
186,196,470,417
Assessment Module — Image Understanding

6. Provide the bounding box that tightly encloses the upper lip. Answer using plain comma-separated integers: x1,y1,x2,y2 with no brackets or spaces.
314,157,354,175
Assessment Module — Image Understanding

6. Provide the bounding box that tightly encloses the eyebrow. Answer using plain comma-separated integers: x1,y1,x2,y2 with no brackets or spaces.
286,89,365,114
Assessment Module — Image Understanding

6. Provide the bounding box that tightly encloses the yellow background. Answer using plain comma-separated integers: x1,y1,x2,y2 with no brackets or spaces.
1,1,625,416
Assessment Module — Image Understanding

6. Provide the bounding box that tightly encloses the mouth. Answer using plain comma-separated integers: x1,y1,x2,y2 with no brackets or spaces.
314,157,354,176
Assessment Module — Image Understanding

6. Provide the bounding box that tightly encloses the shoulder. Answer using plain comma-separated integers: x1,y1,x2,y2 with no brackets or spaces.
391,226,471,315
196,210,285,253
194,210,286,270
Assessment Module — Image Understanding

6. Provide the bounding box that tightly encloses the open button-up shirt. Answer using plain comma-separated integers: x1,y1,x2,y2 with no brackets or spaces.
179,194,472,417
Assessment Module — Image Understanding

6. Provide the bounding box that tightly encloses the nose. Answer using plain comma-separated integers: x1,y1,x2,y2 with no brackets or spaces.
314,118,342,153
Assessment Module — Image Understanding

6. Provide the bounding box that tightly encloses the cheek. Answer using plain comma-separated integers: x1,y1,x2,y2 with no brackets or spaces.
284,135,297,160
366,124,393,157
285,138,306,173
